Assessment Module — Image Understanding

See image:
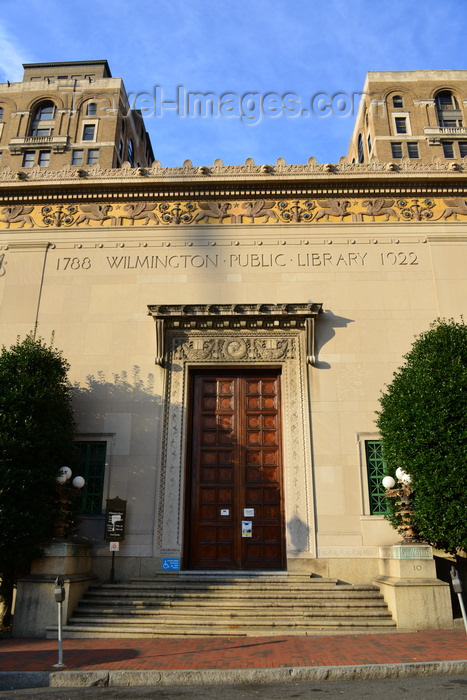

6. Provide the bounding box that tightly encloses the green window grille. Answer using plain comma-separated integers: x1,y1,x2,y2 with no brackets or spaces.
75,441,106,514
365,440,390,515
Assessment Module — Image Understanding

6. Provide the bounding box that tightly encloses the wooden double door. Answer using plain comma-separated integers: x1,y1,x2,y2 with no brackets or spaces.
185,369,285,570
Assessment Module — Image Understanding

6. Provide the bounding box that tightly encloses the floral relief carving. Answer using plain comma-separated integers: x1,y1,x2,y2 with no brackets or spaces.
395,198,435,221
41,204,78,227
159,202,196,224
278,200,315,222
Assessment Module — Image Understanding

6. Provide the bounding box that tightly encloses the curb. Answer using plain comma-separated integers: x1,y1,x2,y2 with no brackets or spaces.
1,660,467,690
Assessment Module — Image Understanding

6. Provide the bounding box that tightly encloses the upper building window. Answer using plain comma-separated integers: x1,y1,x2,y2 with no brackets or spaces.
395,117,407,134
82,124,96,141
443,141,455,158
71,149,84,165
391,142,403,159
87,148,99,165
436,90,459,111
436,90,462,128
357,134,364,163
38,150,51,167
22,151,35,168
0,107,4,120
407,142,419,159
392,95,404,109
30,100,55,137
459,142,467,158
128,139,135,166
86,102,98,116
34,101,55,120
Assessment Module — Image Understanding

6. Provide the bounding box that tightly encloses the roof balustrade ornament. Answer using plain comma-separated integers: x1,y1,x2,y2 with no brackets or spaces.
0,155,466,183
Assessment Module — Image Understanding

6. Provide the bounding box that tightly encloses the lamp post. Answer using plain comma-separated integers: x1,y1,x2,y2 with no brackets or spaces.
52,468,86,666
55,466,85,539
382,469,420,543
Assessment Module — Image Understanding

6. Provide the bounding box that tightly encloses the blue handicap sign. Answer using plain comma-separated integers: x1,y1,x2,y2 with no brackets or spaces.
162,558,180,571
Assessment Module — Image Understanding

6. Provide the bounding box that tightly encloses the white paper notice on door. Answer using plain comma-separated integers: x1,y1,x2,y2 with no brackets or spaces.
242,520,252,537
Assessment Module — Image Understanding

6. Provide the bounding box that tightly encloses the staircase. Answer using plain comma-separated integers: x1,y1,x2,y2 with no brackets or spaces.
50,572,397,638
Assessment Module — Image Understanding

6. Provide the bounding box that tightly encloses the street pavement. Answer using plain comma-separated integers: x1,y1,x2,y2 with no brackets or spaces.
1,629,467,690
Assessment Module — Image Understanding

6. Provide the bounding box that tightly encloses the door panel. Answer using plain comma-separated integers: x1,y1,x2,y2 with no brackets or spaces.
186,369,285,570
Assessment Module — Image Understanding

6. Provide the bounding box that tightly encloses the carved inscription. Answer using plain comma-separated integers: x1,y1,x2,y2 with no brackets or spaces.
51,248,421,274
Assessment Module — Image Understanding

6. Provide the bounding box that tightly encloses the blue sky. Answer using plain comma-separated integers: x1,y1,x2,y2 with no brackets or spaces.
0,0,466,166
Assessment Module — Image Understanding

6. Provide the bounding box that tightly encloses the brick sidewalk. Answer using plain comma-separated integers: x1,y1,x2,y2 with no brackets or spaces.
1,631,467,672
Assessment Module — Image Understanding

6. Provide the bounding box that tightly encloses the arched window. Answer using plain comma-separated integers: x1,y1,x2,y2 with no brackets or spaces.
436,90,458,111
86,102,97,116
0,107,4,120
392,95,403,109
30,100,55,137
435,91,462,127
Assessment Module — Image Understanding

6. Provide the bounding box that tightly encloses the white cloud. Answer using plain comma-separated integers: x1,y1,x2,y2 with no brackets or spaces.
0,22,31,82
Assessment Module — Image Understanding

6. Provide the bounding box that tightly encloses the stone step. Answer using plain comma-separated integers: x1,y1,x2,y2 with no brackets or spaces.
49,616,398,639
71,607,393,621
85,582,381,595
86,588,382,601
62,574,396,638
76,597,388,610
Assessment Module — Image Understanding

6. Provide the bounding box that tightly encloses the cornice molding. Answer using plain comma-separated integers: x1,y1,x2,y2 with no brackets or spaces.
147,302,323,367
0,155,466,188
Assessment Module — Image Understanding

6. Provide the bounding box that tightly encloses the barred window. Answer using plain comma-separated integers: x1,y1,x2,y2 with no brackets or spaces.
75,441,106,514
365,440,389,515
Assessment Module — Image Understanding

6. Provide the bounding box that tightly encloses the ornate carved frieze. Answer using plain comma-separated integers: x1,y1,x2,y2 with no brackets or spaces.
147,303,323,367
2,197,467,230
172,336,296,364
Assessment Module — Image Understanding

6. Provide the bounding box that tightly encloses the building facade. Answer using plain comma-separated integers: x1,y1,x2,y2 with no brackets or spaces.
0,61,153,172
1,65,467,585
348,70,467,163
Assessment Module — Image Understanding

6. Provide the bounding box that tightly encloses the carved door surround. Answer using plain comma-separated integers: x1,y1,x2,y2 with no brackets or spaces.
147,302,322,567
